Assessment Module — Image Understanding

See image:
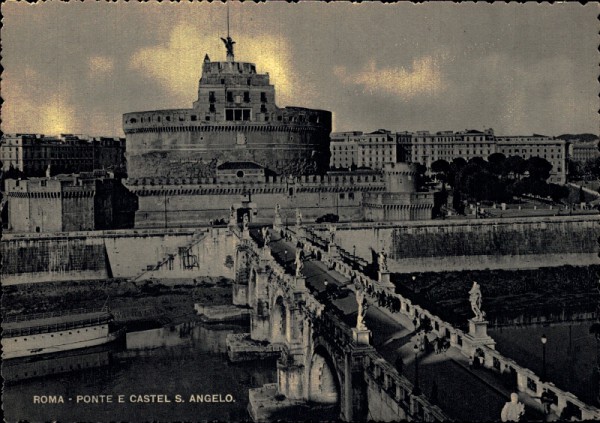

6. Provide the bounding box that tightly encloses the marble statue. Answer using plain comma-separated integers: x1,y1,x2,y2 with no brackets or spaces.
378,249,388,272
328,224,336,243
356,286,369,331
500,393,525,422
45,165,51,178
242,213,249,231
295,248,304,276
261,227,270,248
275,204,281,219
229,205,236,225
295,209,303,227
469,281,486,321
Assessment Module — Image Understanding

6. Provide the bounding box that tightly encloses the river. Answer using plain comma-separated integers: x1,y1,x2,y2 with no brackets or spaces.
3,322,277,422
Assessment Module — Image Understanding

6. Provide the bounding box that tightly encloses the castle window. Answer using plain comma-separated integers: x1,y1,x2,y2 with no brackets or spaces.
244,91,250,103
226,109,234,121
261,104,267,113
247,78,251,85
191,115,197,121
221,78,225,84
237,171,244,178
166,116,171,122
227,92,234,102
157,116,161,122
209,92,216,102
261,92,267,102
209,104,216,113
205,116,210,121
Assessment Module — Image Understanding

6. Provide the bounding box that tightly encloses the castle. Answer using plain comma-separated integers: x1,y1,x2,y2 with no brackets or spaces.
121,36,434,228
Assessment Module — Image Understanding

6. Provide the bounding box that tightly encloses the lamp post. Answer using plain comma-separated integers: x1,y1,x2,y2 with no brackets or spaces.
413,343,421,395
541,334,547,382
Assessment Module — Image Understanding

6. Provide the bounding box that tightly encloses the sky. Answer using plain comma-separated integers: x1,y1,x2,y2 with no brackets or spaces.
1,2,598,137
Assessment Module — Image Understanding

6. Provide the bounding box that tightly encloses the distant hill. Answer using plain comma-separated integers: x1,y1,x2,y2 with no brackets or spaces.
557,133,599,142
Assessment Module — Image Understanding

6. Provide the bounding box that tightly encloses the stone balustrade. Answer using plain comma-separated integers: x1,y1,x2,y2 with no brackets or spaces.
289,225,600,421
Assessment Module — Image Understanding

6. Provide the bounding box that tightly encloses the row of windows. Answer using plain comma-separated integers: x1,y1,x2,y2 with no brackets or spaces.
217,91,268,103
13,326,100,341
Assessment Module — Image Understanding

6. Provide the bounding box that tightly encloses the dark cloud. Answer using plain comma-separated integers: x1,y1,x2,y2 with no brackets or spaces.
2,2,597,136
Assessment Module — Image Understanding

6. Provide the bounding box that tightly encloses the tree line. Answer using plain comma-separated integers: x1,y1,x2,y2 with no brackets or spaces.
429,154,570,214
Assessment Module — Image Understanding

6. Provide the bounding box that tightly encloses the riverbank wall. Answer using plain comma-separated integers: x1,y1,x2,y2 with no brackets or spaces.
1,228,236,285
331,215,600,272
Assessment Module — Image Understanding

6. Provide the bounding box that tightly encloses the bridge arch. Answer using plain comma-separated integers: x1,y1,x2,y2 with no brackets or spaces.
307,344,341,409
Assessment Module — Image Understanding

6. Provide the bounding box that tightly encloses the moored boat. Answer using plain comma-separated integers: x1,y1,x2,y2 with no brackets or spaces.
2,307,125,360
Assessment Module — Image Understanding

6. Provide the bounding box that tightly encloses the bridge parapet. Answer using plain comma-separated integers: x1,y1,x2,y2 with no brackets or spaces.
285,225,600,421
364,351,447,422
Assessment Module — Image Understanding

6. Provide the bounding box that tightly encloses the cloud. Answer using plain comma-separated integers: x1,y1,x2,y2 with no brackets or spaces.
128,23,303,107
88,55,114,75
2,70,76,135
333,56,446,99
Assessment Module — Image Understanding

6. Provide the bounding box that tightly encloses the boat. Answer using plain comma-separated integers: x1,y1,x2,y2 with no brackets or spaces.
1,307,126,360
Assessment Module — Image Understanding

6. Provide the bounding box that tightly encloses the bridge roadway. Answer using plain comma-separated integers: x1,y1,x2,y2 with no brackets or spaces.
258,228,548,421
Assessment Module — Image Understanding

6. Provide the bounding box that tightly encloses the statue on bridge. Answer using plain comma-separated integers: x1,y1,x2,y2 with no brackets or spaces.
261,227,270,249
378,249,388,273
500,393,525,422
242,213,249,231
327,224,336,244
355,281,369,331
469,281,486,321
275,204,281,219
295,209,303,228
229,205,236,226
295,248,304,277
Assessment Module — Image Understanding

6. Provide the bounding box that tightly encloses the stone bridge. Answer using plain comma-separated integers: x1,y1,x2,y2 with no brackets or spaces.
227,213,600,422
229,219,446,422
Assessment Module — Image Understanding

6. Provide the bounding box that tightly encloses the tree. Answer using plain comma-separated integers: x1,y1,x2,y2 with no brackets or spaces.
431,159,451,182
526,157,553,181
568,160,582,181
468,156,488,170
488,153,506,175
453,189,465,214
503,155,527,179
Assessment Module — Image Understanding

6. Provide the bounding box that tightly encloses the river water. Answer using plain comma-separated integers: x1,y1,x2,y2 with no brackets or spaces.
3,322,277,422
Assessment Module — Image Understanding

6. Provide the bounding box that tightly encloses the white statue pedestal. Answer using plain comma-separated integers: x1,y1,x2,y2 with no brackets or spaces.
273,216,282,231
463,319,495,357
242,228,250,240
328,243,340,258
378,271,394,288
294,276,306,292
352,327,371,346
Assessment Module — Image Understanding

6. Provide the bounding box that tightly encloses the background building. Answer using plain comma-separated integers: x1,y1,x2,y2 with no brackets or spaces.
569,140,600,163
0,134,126,177
330,130,396,170
495,135,567,184
123,52,332,180
336,128,568,184
5,171,136,232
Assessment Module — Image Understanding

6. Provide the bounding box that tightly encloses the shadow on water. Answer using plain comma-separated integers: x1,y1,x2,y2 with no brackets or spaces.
2,320,278,423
